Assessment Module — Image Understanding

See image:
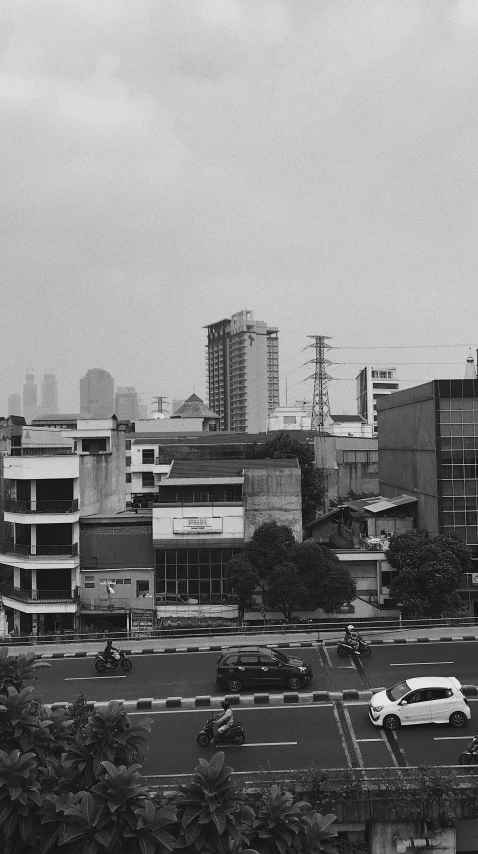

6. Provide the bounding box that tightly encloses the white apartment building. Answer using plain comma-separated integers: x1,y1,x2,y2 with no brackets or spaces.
356,367,399,435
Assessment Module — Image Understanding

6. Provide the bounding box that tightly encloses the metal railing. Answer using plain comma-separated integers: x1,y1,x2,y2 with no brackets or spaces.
1,583,76,603
1,541,78,557
10,447,74,456
4,499,78,514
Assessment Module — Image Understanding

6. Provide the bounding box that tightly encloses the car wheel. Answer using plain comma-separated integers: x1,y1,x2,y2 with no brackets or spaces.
286,676,303,691
450,711,467,728
383,714,400,731
227,678,242,693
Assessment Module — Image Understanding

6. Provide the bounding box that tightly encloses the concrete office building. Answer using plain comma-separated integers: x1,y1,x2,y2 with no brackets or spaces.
80,368,114,419
205,310,279,433
115,386,139,421
377,378,478,612
40,372,59,415
22,372,38,424
356,366,399,435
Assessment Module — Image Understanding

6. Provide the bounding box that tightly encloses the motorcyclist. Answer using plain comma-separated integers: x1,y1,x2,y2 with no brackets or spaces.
214,700,233,739
103,639,120,667
344,624,359,653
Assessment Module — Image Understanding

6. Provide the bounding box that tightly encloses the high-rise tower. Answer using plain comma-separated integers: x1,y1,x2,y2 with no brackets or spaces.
41,372,59,414
356,366,399,436
80,368,114,418
115,386,139,421
22,372,38,423
205,309,279,433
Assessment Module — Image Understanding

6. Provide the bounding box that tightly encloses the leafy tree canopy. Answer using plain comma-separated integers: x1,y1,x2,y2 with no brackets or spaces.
387,530,470,618
244,432,326,523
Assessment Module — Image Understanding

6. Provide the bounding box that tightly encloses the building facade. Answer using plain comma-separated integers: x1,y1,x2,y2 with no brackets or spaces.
314,434,379,505
115,387,139,421
356,367,399,435
7,395,22,417
377,378,478,612
205,310,279,433
40,373,59,415
0,417,126,636
23,372,38,424
80,368,115,419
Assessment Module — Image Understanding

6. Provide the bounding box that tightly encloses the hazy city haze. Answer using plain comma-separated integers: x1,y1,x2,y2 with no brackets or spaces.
2,0,478,417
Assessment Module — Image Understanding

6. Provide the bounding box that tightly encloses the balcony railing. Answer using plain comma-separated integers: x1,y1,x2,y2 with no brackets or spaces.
10,447,74,456
0,583,77,603
4,499,79,514
1,542,78,557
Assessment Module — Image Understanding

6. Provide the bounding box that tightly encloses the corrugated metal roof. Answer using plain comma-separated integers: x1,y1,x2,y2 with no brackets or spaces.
159,477,243,486
169,459,299,478
364,500,396,513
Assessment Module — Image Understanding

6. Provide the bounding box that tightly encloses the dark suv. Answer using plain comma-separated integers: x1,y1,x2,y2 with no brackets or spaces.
216,646,313,693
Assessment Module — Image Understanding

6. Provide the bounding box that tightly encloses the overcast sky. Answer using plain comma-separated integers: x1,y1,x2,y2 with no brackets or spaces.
2,0,478,417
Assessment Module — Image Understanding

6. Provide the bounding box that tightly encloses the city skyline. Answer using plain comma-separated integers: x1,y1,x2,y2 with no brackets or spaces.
2,2,478,419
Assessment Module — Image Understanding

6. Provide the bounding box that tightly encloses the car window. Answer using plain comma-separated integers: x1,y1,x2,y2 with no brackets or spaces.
223,655,239,666
258,655,274,665
239,655,259,665
406,690,428,704
272,650,289,663
429,688,451,700
388,681,411,701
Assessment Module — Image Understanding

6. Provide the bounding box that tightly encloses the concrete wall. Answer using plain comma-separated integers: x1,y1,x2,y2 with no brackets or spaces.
80,520,153,569
79,430,126,516
378,382,439,535
243,467,302,541
315,435,379,502
4,454,79,481
152,504,244,544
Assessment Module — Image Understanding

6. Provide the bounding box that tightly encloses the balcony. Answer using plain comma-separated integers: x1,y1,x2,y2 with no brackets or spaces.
0,583,77,603
4,499,79,514
10,447,74,456
2,542,78,557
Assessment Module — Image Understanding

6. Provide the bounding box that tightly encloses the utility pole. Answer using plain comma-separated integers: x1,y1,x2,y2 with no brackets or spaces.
306,336,332,431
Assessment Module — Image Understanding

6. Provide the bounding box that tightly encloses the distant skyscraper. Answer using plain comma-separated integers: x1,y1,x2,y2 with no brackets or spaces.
356,367,399,436
80,368,114,418
115,386,139,420
205,309,279,433
7,394,22,417
22,372,38,423
41,372,59,414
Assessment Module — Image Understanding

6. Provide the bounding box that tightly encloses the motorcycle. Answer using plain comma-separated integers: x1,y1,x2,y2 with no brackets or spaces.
459,735,478,765
196,714,246,747
95,650,132,673
336,635,371,657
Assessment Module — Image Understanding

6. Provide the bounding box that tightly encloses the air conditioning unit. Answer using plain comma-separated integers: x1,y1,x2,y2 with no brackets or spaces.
472,574,478,586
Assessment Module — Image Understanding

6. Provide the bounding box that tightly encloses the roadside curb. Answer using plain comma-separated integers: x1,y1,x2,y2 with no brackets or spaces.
31,634,478,660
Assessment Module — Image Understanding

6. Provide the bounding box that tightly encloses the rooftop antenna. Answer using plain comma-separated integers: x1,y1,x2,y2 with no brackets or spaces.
151,396,170,415
306,336,332,431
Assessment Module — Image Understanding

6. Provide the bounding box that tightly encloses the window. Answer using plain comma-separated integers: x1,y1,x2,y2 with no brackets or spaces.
142,472,154,488
239,654,259,665
125,440,131,450
407,691,426,704
429,688,450,700
224,655,239,666
84,575,95,589
126,473,131,483
283,416,297,425
82,438,107,453
136,580,149,596
126,456,131,467
142,449,155,464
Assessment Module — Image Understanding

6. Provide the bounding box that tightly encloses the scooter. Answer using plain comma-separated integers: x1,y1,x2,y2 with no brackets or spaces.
95,650,132,673
336,635,371,657
196,714,245,747
459,735,478,765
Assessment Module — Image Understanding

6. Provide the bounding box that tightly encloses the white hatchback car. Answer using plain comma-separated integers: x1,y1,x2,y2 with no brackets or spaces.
369,676,470,730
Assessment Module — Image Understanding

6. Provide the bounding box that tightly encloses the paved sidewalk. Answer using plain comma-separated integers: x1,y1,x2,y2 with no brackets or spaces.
5,622,478,659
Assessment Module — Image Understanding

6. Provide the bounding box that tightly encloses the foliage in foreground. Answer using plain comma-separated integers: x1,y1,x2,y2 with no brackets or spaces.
0,648,338,854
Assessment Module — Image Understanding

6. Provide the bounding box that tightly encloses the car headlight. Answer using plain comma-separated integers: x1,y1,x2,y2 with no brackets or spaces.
371,705,384,713
298,666,308,672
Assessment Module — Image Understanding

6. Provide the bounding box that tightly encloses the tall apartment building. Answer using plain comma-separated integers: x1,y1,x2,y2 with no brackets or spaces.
356,366,399,435
22,372,38,424
80,368,114,418
115,386,139,421
41,372,59,414
205,310,279,433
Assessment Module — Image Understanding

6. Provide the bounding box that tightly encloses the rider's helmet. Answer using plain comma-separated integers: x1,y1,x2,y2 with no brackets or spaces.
106,639,113,647
347,625,354,631
220,700,230,710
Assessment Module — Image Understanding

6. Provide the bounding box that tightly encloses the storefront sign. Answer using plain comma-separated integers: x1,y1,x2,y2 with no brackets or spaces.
173,517,223,534
130,610,154,636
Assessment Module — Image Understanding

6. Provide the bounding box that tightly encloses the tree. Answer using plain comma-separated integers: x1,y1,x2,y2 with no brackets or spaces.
226,526,356,622
387,530,471,618
245,433,326,523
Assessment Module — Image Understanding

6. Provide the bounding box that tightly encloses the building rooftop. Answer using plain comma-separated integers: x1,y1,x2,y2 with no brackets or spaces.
168,458,300,478
170,394,219,420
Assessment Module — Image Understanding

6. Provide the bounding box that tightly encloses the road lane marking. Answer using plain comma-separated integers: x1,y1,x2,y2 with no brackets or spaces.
64,676,126,682
356,738,383,742
434,736,471,741
242,742,297,747
389,661,453,666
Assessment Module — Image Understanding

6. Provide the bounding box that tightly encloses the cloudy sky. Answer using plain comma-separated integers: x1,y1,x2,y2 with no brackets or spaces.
2,0,478,417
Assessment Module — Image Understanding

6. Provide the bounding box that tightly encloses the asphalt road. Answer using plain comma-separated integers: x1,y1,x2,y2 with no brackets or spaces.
27,641,478,778
32,641,478,704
